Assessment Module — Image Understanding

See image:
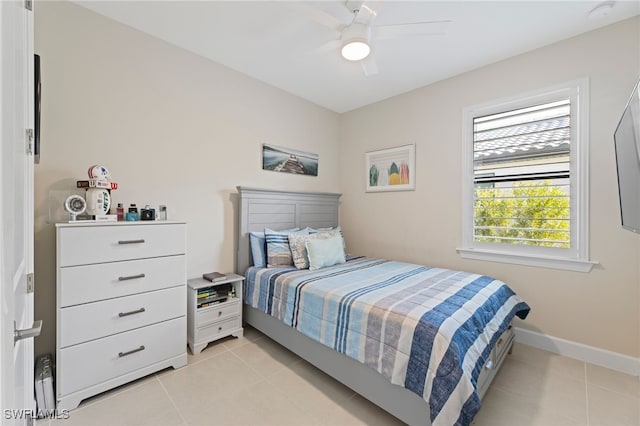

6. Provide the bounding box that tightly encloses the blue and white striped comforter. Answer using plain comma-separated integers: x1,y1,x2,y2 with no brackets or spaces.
245,256,530,426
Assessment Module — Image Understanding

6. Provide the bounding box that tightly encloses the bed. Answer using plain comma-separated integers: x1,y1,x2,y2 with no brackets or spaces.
235,187,530,426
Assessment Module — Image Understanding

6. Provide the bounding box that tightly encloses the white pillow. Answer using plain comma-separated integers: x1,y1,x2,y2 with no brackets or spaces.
306,234,346,271
288,232,341,270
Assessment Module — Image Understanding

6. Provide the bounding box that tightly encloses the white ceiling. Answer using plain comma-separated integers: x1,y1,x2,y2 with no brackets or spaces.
74,1,640,113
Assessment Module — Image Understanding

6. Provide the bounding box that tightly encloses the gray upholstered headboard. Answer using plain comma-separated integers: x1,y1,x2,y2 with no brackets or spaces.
235,186,341,274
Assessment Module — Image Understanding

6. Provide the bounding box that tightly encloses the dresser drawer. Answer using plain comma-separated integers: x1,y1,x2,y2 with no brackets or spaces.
58,255,186,307
57,223,186,267
197,299,241,326
197,316,241,341
59,286,186,348
57,317,186,397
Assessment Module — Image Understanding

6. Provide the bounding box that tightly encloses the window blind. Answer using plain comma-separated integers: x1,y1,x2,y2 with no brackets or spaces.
472,99,571,248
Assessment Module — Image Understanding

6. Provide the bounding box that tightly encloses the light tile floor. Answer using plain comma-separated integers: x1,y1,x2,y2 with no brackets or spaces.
42,326,639,426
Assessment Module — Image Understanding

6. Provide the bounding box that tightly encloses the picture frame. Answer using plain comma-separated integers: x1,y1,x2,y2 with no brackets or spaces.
262,143,319,177
365,144,415,192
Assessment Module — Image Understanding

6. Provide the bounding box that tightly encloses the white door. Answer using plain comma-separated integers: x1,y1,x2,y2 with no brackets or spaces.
0,0,36,425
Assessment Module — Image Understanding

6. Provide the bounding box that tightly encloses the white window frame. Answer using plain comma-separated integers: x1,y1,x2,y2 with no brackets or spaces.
458,78,598,272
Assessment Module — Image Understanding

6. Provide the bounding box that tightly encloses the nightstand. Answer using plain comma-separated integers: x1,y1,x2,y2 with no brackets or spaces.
187,274,244,354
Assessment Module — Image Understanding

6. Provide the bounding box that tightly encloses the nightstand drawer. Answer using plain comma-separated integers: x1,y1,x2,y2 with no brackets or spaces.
58,255,186,307
197,299,241,326
57,223,186,267
59,286,186,348
57,317,185,397
197,316,241,341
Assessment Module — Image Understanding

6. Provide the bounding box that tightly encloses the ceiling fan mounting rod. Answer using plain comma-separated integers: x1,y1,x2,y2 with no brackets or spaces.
345,0,364,15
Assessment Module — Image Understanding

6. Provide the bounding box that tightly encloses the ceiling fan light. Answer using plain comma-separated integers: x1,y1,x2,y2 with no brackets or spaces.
341,40,370,61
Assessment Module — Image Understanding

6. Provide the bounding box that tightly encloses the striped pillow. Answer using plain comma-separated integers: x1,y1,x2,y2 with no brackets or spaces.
265,228,309,267
250,228,299,267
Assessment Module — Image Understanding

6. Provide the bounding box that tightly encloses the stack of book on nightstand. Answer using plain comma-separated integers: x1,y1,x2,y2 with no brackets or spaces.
196,283,235,309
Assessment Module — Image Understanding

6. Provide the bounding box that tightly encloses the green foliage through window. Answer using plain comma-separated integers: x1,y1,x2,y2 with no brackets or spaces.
474,181,570,248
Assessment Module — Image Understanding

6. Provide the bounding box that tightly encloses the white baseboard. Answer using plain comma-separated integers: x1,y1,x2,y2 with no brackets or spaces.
514,327,640,377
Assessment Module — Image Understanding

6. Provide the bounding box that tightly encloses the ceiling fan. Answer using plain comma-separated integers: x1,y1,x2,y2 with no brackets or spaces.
287,0,450,77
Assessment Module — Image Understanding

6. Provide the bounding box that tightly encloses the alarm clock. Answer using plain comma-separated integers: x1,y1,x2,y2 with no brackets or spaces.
64,195,86,221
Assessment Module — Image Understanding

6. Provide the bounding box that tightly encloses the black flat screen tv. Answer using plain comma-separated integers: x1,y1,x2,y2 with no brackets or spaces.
613,78,640,234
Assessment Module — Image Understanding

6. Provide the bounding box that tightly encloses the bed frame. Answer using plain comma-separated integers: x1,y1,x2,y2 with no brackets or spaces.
235,186,513,426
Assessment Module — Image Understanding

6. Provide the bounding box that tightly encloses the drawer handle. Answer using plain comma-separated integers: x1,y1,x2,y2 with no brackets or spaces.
118,307,146,317
118,273,146,281
218,326,223,332
218,311,222,317
118,239,145,245
118,345,145,358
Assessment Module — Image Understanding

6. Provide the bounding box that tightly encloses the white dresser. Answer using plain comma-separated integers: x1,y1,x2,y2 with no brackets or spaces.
55,221,188,410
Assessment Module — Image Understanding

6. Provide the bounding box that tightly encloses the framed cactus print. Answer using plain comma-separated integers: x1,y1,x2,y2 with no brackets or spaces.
365,144,415,192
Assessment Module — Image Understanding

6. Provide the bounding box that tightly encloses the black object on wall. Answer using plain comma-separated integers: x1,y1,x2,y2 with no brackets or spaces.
34,53,41,164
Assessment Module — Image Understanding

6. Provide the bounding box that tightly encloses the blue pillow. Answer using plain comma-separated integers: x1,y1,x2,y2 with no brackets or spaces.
265,228,309,267
249,232,267,267
249,228,298,268
306,234,346,271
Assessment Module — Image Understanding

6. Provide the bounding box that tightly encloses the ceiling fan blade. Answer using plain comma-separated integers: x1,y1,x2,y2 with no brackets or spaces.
374,20,451,40
317,38,342,54
361,54,379,77
280,2,346,32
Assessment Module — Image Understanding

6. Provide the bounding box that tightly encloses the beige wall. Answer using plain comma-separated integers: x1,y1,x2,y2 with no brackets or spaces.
339,17,640,358
34,2,639,360
33,1,340,356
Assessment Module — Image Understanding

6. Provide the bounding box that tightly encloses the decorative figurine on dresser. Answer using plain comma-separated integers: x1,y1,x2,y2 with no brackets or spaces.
55,216,187,410
69,165,119,221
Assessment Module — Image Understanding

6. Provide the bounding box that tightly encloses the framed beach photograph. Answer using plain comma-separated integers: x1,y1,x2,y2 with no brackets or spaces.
365,144,415,192
262,144,319,176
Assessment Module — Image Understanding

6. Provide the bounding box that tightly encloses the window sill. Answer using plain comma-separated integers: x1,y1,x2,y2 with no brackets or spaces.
456,248,598,272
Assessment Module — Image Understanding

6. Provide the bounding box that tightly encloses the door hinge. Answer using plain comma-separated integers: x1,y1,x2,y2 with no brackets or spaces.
27,273,34,293
26,128,34,155
24,0,32,11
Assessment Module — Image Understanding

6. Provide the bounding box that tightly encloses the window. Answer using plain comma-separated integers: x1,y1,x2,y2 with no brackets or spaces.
459,79,597,272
